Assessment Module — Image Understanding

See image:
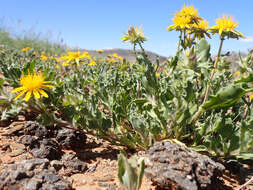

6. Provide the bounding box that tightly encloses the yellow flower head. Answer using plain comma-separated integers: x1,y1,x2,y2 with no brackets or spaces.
22,47,31,52
97,49,104,53
88,60,97,66
121,26,147,44
190,20,211,39
175,5,198,17
193,20,209,30
11,72,54,101
168,15,192,31
210,14,244,38
40,54,48,61
168,4,203,32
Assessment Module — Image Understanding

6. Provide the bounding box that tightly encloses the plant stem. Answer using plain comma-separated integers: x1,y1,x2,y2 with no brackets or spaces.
176,31,182,55
203,37,224,103
191,37,224,126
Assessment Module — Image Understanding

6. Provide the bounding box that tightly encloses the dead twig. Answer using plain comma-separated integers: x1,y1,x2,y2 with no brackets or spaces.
238,176,253,190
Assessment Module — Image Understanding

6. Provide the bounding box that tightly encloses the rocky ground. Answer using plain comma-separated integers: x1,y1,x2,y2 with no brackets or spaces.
0,118,253,190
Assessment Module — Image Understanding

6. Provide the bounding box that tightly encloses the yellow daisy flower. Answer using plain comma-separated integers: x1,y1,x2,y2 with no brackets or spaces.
40,54,48,61
97,49,104,53
210,14,244,38
88,60,97,66
121,26,147,44
11,72,54,101
167,15,192,31
168,4,203,32
175,4,198,17
21,47,31,52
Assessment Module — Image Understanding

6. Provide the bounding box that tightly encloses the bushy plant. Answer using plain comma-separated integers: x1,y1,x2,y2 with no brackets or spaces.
1,4,253,160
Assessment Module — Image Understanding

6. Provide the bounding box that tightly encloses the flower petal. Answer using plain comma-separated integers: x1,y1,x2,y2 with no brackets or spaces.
14,90,27,101
38,89,49,98
33,89,40,99
25,91,32,102
41,85,55,88
11,86,25,93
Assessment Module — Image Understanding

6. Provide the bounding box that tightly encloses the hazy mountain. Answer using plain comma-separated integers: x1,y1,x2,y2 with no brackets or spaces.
81,48,168,63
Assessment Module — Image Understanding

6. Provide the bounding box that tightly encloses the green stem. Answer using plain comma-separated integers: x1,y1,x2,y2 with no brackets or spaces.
191,37,224,126
203,37,224,103
190,107,205,126
176,31,182,55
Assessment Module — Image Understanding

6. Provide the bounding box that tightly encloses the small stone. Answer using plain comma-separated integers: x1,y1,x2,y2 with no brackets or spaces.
10,142,26,150
36,172,60,183
2,122,24,136
19,135,36,145
97,181,109,187
24,179,42,190
56,128,87,149
29,139,62,160
64,159,87,174
50,160,63,171
61,153,76,161
9,149,26,157
10,170,28,180
23,121,49,137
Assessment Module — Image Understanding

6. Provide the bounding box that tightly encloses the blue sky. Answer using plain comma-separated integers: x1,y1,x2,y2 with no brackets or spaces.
0,0,252,56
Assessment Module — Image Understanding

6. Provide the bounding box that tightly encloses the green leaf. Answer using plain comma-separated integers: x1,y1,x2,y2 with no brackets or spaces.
196,39,211,62
203,83,253,110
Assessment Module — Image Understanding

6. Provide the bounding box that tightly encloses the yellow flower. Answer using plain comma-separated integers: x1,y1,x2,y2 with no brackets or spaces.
249,93,253,101
40,54,48,61
118,56,123,61
88,60,97,66
112,53,118,57
155,72,160,77
235,71,240,78
168,4,203,31
210,14,244,38
62,62,70,66
175,4,198,18
22,47,31,52
191,20,211,39
121,26,147,44
167,15,192,31
11,72,54,101
60,51,90,64
193,20,209,30
97,49,104,53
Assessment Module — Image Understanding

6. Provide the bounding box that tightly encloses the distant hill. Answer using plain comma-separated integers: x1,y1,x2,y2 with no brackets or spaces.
81,48,168,63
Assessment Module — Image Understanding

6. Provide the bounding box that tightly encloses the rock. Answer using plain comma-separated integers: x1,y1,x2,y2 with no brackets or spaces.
54,181,73,190
61,153,76,161
50,160,63,171
29,139,62,160
10,142,26,150
9,149,26,157
10,170,28,180
1,122,25,136
36,172,60,183
19,135,37,145
64,159,87,174
20,158,49,171
23,179,42,190
23,121,50,138
0,158,71,190
143,141,225,190
41,181,72,190
56,128,87,149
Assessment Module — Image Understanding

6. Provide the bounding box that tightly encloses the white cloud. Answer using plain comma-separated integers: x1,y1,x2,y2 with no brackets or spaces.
240,36,253,43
